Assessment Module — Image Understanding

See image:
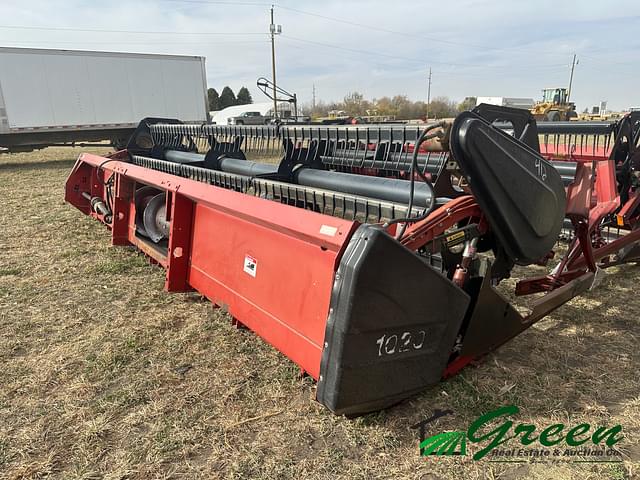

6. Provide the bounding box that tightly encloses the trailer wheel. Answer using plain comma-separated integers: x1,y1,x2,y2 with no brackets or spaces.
546,111,561,122
235,120,244,125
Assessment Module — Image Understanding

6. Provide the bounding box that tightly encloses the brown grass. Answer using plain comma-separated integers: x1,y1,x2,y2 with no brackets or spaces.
0,148,638,479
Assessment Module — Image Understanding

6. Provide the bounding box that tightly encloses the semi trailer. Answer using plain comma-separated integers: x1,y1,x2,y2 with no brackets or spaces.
0,47,209,152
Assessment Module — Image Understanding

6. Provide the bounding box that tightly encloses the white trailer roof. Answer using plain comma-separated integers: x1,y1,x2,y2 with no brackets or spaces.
0,46,204,62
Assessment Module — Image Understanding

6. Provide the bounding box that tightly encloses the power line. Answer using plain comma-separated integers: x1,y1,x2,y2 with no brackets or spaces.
154,0,626,63
579,53,637,67
275,4,575,58
5,1,627,66
426,67,431,118
278,39,427,73
0,23,569,75
4,21,561,69
282,34,441,66
269,5,281,118
161,0,268,5
0,24,267,35
567,53,577,102
0,39,268,46
0,4,590,76
433,67,567,78
278,42,572,94
281,35,569,70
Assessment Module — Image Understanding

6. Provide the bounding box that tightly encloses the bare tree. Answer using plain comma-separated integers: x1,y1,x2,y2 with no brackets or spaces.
458,97,477,112
302,92,462,120
427,96,458,119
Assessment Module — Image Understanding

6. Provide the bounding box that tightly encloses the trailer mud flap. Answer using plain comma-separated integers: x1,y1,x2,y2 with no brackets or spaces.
317,225,470,415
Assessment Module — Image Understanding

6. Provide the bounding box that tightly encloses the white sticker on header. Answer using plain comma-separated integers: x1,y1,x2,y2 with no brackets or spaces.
319,225,338,237
243,255,257,277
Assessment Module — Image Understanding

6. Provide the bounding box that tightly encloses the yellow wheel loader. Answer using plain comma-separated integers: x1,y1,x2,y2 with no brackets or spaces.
531,88,578,121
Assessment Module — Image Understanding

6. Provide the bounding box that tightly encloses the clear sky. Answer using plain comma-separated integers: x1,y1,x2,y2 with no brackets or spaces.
1,0,638,111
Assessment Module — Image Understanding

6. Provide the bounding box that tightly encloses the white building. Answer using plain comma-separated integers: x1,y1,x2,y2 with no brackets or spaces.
475,97,535,110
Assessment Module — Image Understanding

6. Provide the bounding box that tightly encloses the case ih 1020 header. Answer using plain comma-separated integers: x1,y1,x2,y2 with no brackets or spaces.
65,105,640,415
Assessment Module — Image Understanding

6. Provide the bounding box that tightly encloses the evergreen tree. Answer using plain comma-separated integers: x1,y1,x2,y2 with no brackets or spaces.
207,88,219,111
236,87,253,105
219,86,237,109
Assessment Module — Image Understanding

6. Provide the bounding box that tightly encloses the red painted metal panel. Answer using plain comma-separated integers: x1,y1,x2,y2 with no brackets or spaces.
540,143,610,161
188,201,351,379
111,174,133,246
67,153,359,378
74,153,354,253
165,193,194,292
576,159,620,229
64,157,94,216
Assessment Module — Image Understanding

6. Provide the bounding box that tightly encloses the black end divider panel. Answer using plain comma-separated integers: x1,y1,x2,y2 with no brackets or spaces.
450,112,566,264
317,225,470,416
126,117,184,157
472,103,540,152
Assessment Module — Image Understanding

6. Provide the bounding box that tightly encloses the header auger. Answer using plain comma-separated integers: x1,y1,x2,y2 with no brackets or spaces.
65,105,640,415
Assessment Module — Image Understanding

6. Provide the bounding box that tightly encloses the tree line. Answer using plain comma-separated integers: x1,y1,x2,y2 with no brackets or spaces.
304,92,477,120
208,86,253,111
206,87,478,119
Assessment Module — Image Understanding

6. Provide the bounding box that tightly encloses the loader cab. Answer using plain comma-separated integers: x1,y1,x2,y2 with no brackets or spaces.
542,88,568,105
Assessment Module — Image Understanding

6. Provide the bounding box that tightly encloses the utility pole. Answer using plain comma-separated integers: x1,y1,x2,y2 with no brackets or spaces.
312,84,316,111
567,54,577,103
269,5,281,119
426,67,432,120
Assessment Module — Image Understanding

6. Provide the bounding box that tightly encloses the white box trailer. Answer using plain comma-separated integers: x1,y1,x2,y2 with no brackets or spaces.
0,47,209,152
476,96,535,110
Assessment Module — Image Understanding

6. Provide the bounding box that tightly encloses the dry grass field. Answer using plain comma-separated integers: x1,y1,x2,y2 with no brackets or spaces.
0,147,638,479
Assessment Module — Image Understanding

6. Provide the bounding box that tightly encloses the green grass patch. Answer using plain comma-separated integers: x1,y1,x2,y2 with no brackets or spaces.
0,267,21,276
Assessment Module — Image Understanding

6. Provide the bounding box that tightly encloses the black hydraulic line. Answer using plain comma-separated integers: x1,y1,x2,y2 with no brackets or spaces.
383,125,444,238
81,191,112,223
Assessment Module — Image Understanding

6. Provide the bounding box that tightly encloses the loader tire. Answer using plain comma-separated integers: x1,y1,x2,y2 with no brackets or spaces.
547,111,561,122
